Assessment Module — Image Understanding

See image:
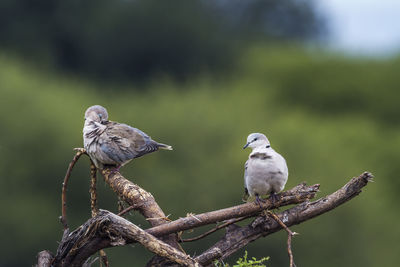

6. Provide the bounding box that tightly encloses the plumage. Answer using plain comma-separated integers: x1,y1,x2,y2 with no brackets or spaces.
243,133,288,201
83,105,172,169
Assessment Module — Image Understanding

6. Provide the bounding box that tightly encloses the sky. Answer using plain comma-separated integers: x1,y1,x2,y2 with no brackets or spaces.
318,0,400,56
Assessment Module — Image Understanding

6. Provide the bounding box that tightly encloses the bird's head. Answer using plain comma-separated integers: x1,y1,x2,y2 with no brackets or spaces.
243,133,270,149
84,105,109,124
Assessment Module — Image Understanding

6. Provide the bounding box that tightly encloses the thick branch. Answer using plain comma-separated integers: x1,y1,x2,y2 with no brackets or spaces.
196,172,373,265
101,168,184,266
101,169,169,227
146,182,319,238
53,210,199,267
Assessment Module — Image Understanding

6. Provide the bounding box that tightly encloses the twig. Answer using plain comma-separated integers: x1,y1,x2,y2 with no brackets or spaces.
146,215,172,222
60,148,86,230
117,198,125,214
89,160,98,217
89,160,109,267
117,205,135,217
99,250,109,267
267,211,297,267
181,216,251,243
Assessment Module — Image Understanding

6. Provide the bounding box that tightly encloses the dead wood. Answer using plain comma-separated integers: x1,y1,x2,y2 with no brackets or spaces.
37,147,373,267
195,172,373,266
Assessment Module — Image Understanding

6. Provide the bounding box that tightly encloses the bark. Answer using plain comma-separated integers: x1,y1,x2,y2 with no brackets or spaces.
37,148,373,267
53,210,199,267
101,168,184,266
146,182,319,238
36,250,53,267
195,172,373,266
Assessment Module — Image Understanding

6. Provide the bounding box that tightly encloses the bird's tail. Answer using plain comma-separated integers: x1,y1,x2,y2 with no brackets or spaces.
158,143,173,150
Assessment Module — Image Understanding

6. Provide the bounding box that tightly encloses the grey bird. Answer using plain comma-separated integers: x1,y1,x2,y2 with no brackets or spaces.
243,133,288,204
83,105,172,170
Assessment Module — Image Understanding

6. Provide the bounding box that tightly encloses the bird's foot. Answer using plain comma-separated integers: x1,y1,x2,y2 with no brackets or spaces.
109,165,121,174
255,194,266,207
269,191,280,204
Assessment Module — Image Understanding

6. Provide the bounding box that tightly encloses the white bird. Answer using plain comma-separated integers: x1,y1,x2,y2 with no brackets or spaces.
243,133,288,203
83,105,172,170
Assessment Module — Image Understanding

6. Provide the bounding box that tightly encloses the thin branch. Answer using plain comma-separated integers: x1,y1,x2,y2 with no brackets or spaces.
180,216,251,243
60,148,86,230
53,210,200,267
146,182,320,238
89,160,109,267
195,172,373,266
89,160,98,217
117,205,136,217
267,211,297,267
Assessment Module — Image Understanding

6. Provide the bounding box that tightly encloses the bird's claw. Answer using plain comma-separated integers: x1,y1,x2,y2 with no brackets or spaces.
269,191,280,203
109,165,121,174
255,194,266,207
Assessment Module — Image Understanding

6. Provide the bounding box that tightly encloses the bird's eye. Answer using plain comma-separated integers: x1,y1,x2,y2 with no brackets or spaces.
253,138,258,141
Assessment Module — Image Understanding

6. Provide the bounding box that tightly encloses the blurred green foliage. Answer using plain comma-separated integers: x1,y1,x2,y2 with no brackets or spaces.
0,0,323,83
1,44,399,267
214,251,269,267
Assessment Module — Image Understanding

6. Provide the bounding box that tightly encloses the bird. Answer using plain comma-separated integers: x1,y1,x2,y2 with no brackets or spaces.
243,133,288,204
83,105,172,171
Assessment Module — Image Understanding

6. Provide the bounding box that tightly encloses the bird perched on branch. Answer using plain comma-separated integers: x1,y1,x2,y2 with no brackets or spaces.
243,133,288,204
83,105,172,170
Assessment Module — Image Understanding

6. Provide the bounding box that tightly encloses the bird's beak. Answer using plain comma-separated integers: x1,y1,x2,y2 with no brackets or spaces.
243,142,250,149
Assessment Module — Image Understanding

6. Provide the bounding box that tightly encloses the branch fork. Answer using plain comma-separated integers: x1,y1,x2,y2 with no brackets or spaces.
38,148,372,267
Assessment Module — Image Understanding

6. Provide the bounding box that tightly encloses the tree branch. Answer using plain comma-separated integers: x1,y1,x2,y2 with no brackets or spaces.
101,168,185,266
195,172,373,266
49,174,319,266
53,210,200,267
61,148,86,230
40,147,373,267
146,182,319,238
180,216,250,243
89,160,98,217
89,160,110,267
267,211,297,267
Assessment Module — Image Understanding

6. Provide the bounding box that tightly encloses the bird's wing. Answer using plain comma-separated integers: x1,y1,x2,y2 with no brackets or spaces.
101,121,159,162
270,149,289,177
